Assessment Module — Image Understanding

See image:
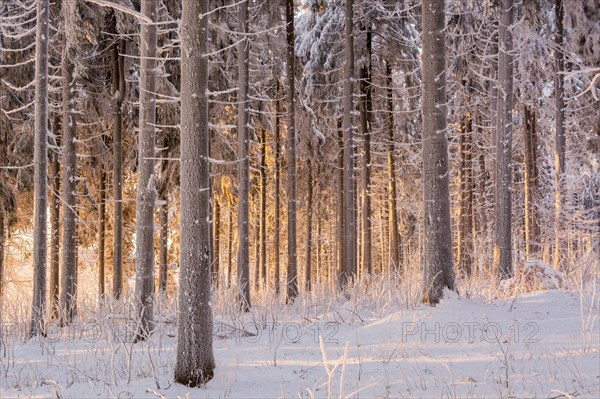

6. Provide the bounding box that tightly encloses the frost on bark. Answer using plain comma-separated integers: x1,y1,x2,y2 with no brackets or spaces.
30,0,50,336
174,0,215,386
359,22,372,276
237,0,251,311
340,0,356,288
98,168,106,299
494,0,514,280
523,105,540,258
274,83,281,294
457,114,474,277
135,0,158,339
259,127,267,290
553,0,565,270
385,63,400,273
60,0,79,324
49,117,60,319
111,28,126,299
285,0,298,302
421,0,456,304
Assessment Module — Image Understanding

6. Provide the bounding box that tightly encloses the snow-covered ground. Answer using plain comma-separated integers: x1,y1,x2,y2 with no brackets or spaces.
1,288,598,398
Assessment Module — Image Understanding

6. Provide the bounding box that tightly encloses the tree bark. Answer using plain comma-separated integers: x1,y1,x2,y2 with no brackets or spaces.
305,159,313,291
360,22,372,276
227,205,233,288
421,0,456,304
494,0,514,279
274,82,281,294
260,127,267,289
237,0,251,310
553,0,565,270
49,119,60,319
98,167,106,299
112,37,125,299
524,105,540,258
457,114,474,276
336,119,345,286
60,0,79,324
158,191,168,293
285,0,298,302
341,0,356,288
386,63,400,273
174,0,215,386
213,195,220,288
135,0,158,339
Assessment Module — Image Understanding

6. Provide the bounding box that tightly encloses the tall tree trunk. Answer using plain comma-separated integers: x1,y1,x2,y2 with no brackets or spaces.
30,0,50,336
158,191,168,293
386,63,400,273
259,128,267,289
253,192,260,292
524,105,540,258
360,22,373,276
135,0,158,339
421,0,456,304
237,0,251,310
60,0,79,324
49,119,60,319
174,0,215,385
274,82,281,294
475,111,490,275
316,207,321,285
336,119,345,286
553,0,565,270
227,205,233,288
112,37,126,299
213,195,220,288
98,168,106,299
305,159,313,291
341,0,356,287
285,0,298,302
457,114,474,276
494,0,514,279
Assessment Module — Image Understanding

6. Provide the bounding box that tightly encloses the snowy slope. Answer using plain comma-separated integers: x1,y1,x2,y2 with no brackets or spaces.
1,289,598,398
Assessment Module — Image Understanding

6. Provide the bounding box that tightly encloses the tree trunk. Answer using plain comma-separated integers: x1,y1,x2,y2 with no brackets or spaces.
385,63,400,273
253,192,260,292
135,0,158,339
112,36,126,299
49,119,60,319
305,159,313,291
360,23,372,276
30,0,50,336
158,192,168,293
274,82,281,294
98,168,106,299
494,0,514,279
341,0,356,288
260,127,267,290
336,119,345,286
237,0,251,310
60,0,79,324
285,0,298,302
457,114,474,276
174,0,215,386
524,105,540,258
553,0,565,270
421,0,456,304
213,195,220,288
227,205,233,288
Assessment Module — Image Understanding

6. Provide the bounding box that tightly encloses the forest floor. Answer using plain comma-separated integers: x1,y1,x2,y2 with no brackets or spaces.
0,286,599,398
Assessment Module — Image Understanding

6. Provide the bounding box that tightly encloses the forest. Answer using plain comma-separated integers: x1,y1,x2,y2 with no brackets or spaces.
0,0,599,397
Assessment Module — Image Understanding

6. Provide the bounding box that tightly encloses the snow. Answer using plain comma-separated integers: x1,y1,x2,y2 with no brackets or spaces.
1,288,598,398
